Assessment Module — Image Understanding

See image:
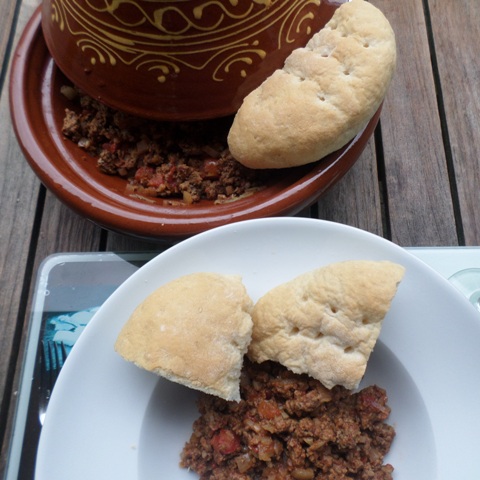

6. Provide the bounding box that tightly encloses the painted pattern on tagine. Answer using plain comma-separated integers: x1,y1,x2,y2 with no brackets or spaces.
48,0,321,83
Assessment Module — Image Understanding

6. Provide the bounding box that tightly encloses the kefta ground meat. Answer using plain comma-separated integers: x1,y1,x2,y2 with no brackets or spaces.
180,360,395,480
61,87,276,203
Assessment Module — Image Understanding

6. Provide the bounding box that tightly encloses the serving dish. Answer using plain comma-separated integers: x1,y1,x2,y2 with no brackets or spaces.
10,8,380,240
36,217,480,479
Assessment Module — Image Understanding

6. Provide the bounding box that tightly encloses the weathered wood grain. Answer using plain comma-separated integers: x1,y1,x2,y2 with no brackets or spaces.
105,230,173,252
0,0,105,473
428,0,480,245
0,0,42,473
374,0,459,246
316,137,384,237
34,192,104,256
0,0,18,73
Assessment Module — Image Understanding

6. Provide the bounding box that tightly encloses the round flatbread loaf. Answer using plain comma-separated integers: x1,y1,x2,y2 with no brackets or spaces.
114,272,253,401
227,0,396,169
248,260,405,390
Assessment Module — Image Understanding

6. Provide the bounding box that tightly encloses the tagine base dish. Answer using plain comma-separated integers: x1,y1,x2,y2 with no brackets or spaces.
10,8,380,240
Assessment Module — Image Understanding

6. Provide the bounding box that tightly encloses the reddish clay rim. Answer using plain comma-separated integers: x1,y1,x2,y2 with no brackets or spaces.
9,8,380,240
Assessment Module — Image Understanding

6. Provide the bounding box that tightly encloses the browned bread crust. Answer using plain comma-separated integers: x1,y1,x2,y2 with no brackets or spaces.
228,0,396,169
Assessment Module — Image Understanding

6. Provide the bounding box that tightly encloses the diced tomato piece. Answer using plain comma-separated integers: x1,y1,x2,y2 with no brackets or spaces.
134,165,154,182
211,429,241,455
147,173,166,188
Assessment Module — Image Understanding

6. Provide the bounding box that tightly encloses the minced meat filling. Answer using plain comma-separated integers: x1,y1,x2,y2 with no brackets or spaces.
61,88,276,203
180,360,395,480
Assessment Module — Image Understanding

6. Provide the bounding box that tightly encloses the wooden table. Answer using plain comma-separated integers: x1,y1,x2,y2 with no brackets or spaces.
1,0,479,476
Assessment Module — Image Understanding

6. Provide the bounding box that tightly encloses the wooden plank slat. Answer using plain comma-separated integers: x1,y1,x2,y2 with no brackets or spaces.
428,0,480,245
374,0,459,246
34,192,104,257
0,118,40,425
316,138,384,237
0,0,18,72
105,231,174,252
0,0,105,473
0,0,43,473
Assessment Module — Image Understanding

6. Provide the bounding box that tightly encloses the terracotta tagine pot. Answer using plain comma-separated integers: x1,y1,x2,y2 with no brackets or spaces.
41,0,341,120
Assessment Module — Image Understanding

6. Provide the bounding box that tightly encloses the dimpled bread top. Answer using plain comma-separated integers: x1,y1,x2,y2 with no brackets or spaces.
227,0,396,169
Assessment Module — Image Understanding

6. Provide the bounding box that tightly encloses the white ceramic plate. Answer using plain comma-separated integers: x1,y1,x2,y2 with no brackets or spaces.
36,218,480,480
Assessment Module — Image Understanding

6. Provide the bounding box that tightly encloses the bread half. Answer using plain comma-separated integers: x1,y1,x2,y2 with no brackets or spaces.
115,272,254,401
227,0,396,169
248,261,405,390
